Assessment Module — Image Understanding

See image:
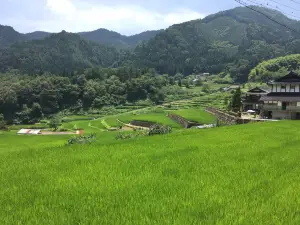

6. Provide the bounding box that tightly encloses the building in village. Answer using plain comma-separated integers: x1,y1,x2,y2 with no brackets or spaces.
260,71,300,120
242,87,268,112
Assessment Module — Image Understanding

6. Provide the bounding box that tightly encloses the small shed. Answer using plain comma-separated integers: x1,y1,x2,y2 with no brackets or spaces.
17,129,41,135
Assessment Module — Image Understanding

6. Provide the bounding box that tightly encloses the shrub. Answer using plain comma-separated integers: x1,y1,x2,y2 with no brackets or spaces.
67,133,96,145
115,131,148,140
148,124,172,136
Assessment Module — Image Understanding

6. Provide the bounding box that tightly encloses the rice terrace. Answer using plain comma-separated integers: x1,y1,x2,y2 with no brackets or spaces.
3,1,300,224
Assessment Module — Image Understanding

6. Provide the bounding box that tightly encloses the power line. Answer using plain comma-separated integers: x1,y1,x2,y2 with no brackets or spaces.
290,0,300,5
246,0,300,20
234,0,300,35
267,0,300,12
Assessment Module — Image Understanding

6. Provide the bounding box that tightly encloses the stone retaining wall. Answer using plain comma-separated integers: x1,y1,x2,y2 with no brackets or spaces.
206,107,266,125
168,113,201,128
130,120,156,128
206,107,237,125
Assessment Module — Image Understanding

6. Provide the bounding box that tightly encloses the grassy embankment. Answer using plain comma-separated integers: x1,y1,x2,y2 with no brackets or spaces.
1,121,300,224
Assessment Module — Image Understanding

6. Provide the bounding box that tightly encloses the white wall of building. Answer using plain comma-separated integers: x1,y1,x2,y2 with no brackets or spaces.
273,84,300,93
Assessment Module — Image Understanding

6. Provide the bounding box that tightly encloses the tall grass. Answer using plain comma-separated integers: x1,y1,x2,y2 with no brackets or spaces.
1,121,300,224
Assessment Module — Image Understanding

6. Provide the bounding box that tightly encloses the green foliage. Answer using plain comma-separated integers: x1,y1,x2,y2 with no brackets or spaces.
115,131,148,140
0,31,119,74
148,124,172,136
0,68,174,122
49,115,62,131
231,87,242,112
133,6,300,82
249,54,300,81
202,84,210,93
67,133,96,145
0,114,7,130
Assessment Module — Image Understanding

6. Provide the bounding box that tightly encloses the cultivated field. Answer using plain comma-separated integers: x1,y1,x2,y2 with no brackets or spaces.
170,108,216,124
1,121,300,224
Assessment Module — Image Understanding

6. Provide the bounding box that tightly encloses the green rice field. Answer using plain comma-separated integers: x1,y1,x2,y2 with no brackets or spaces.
1,121,300,224
170,108,216,124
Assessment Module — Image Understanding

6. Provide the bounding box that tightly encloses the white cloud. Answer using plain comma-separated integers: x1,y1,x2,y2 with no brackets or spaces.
45,0,205,35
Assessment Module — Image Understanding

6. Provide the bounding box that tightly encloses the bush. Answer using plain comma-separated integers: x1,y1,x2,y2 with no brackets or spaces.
148,124,172,136
67,133,96,145
115,131,148,140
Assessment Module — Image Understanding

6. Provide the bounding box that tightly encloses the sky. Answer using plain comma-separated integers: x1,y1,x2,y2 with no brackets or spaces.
1,0,300,35
0,0,240,35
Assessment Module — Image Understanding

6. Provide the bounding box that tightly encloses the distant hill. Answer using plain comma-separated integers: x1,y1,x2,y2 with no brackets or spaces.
0,26,162,49
133,6,300,82
0,31,119,74
79,29,162,49
25,31,50,40
0,25,26,48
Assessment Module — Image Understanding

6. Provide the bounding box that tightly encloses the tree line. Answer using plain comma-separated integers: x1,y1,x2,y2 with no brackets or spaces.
0,67,188,124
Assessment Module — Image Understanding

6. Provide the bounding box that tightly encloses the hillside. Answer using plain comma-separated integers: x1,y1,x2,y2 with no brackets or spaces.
249,54,300,81
79,29,161,48
0,31,119,74
1,121,300,224
133,6,300,82
0,25,26,48
0,26,161,49
25,31,50,40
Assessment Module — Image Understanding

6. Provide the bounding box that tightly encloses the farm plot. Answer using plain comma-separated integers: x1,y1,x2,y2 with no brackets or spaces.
1,121,300,224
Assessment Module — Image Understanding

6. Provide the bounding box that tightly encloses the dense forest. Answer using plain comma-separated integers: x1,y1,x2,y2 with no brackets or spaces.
0,68,186,123
2,6,300,82
133,6,300,82
0,31,120,74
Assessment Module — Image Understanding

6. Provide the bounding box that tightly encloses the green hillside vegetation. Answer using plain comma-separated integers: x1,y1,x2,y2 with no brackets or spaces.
1,121,300,224
79,29,162,49
0,25,161,49
2,7,300,81
249,54,300,81
133,6,300,82
0,25,26,48
0,31,119,74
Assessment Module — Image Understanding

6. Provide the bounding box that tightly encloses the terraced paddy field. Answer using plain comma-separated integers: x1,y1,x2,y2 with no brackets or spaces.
170,108,216,124
1,121,300,224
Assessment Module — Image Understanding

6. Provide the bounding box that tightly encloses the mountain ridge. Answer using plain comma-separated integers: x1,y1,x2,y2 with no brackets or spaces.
0,25,163,49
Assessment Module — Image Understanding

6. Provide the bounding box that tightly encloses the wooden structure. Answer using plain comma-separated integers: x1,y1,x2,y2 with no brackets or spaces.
242,87,268,113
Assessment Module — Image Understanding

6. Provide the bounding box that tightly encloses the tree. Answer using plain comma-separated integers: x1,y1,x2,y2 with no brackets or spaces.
231,87,242,112
202,84,210,93
49,115,62,131
30,103,43,122
0,114,7,130
195,79,202,86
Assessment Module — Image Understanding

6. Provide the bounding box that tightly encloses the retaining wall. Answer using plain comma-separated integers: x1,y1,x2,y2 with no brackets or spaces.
206,107,266,125
168,113,201,128
130,120,156,128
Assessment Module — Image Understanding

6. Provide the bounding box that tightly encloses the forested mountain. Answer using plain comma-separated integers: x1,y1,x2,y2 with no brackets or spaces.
0,25,27,48
2,6,300,81
25,31,50,40
0,31,119,74
0,25,161,49
133,6,300,82
79,29,161,48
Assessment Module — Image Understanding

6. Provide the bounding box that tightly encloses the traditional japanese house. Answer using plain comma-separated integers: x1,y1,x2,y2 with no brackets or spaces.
242,87,268,112
260,71,300,120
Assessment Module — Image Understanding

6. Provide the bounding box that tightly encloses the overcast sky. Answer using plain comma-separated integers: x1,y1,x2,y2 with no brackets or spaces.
1,0,299,35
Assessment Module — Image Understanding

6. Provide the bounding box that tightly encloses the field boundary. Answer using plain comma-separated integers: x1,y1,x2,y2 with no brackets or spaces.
168,113,201,128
